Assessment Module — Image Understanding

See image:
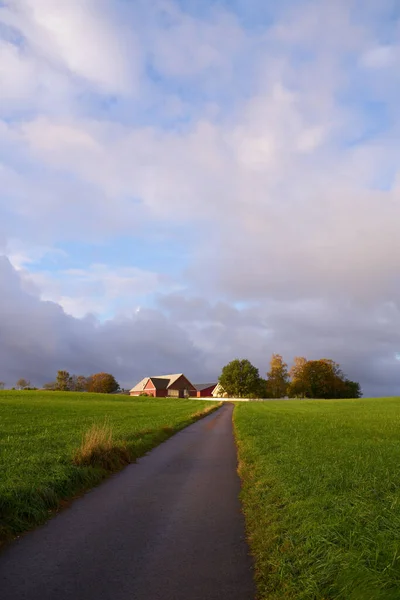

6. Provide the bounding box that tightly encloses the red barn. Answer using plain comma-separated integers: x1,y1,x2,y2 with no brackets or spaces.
194,383,217,397
129,374,196,398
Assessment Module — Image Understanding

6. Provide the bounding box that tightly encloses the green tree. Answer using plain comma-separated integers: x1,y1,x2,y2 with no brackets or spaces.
266,354,289,398
16,378,30,390
251,377,269,399
87,372,119,394
219,359,261,398
338,378,362,398
56,370,72,391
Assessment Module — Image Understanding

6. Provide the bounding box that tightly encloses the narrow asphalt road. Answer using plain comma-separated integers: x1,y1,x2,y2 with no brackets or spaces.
0,404,255,600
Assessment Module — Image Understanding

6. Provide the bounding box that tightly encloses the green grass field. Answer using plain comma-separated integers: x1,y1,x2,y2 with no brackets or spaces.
0,391,219,545
234,398,400,600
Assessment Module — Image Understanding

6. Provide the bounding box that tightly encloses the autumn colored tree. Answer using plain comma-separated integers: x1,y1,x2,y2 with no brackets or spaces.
265,354,289,398
288,358,361,399
87,372,120,394
16,378,30,390
219,359,261,398
289,357,307,381
56,370,72,391
288,357,307,397
303,360,338,398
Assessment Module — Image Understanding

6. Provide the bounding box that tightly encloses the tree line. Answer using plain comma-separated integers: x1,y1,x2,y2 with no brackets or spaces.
2,371,120,394
219,355,362,399
45,371,120,393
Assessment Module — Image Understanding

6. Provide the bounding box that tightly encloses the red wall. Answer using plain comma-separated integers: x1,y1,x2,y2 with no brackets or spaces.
172,375,196,397
143,379,168,397
196,385,216,397
131,375,197,398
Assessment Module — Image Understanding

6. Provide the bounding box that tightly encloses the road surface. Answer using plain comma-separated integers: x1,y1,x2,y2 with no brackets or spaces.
0,403,255,600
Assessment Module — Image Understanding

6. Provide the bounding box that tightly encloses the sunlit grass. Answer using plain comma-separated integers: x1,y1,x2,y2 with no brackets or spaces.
234,398,400,600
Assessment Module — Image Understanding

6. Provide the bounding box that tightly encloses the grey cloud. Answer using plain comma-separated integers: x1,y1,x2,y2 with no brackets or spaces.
1,257,400,395
158,291,400,397
0,257,210,388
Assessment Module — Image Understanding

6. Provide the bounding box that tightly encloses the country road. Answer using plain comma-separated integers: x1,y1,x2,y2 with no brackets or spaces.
0,403,255,600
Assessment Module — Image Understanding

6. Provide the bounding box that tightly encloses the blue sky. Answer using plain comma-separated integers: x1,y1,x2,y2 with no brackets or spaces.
0,0,400,393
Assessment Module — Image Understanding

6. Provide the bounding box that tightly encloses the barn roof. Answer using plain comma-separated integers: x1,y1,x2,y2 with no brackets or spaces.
147,374,185,388
129,377,150,392
130,373,190,393
148,377,169,389
193,383,217,391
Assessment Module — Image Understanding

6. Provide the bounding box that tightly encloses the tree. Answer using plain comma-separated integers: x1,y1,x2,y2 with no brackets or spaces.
43,381,57,391
56,370,72,391
337,378,362,399
265,354,289,398
87,372,120,394
303,360,338,398
255,378,270,399
288,357,308,397
219,359,261,398
289,357,307,381
0,381,4,390
287,358,362,399
69,375,89,392
16,378,30,390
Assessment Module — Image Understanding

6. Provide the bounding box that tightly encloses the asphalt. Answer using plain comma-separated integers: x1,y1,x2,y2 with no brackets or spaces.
0,403,255,600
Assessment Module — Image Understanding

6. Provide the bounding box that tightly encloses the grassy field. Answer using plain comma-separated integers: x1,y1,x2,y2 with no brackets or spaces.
234,398,400,600
0,391,220,545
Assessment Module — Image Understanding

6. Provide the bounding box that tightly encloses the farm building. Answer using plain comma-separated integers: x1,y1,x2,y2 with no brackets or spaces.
129,373,196,398
194,383,217,397
212,383,228,398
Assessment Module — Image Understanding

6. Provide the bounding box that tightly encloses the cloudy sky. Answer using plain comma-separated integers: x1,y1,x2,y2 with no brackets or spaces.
1,0,399,395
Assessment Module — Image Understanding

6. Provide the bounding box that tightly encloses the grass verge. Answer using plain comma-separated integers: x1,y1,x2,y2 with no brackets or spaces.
234,398,400,600
72,421,131,470
0,391,220,547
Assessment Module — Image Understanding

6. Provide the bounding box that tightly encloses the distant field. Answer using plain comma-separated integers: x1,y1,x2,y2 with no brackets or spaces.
234,398,400,600
0,391,219,545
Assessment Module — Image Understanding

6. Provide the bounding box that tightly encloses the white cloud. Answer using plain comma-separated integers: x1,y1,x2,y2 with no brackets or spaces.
361,45,399,69
147,3,245,79
21,263,174,318
13,80,399,308
0,0,140,95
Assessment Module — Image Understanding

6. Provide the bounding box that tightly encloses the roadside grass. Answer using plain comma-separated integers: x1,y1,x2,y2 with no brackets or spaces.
72,421,131,470
0,391,220,546
234,398,400,600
